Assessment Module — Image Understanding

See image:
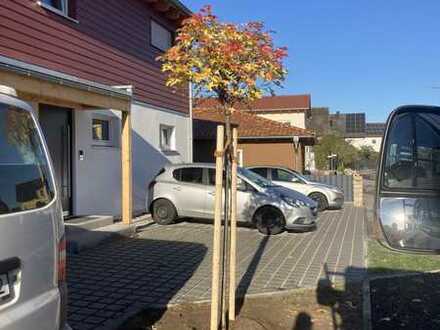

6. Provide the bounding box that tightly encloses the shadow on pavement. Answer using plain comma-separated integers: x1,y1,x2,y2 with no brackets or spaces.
235,235,270,315
67,228,207,330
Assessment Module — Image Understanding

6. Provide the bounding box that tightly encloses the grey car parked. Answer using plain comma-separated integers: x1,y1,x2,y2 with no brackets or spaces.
149,163,318,235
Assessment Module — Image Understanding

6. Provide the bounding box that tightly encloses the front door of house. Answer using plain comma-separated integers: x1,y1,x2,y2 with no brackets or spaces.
39,104,73,216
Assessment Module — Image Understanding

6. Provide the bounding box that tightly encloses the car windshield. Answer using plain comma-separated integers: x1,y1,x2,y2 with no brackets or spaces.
238,167,275,188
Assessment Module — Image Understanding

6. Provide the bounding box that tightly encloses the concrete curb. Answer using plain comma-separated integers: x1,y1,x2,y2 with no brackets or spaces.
66,217,152,254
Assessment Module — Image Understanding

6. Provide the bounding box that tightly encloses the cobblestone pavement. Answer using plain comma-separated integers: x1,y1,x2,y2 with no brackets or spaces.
67,205,365,330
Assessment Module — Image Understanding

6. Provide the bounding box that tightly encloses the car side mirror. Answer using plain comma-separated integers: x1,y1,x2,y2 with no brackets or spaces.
376,106,440,253
237,180,247,192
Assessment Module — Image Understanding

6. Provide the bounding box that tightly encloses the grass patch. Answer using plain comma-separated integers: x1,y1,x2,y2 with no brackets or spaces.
367,239,440,274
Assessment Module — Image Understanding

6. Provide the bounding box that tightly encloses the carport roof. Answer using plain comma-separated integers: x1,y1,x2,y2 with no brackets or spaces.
193,107,314,139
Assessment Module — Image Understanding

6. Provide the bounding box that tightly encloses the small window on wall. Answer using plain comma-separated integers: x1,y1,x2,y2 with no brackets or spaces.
160,125,175,151
39,0,69,15
151,20,173,51
92,114,118,147
92,119,110,141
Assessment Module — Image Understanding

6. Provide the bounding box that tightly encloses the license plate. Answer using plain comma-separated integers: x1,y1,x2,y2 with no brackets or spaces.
0,274,10,300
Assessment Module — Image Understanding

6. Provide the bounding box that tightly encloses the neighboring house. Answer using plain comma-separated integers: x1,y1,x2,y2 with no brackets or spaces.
345,123,386,153
197,94,312,129
193,108,315,172
0,0,192,220
308,107,330,135
308,107,385,156
196,95,314,171
308,108,367,137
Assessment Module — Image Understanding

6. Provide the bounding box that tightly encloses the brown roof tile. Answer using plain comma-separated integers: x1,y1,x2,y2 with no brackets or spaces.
193,108,314,139
196,95,311,113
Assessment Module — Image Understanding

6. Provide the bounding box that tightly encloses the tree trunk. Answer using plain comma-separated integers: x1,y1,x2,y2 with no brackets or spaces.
221,109,232,328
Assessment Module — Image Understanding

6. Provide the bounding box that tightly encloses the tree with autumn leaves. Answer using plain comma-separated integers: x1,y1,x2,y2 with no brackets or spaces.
157,6,288,327
157,5,288,141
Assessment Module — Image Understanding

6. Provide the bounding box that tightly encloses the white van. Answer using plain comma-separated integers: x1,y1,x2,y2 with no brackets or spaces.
0,87,70,330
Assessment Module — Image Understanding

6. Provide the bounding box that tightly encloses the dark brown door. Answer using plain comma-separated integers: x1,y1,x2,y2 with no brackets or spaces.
38,104,72,216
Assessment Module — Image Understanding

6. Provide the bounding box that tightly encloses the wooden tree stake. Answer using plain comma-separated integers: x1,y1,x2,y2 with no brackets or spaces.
210,125,225,330
229,127,238,321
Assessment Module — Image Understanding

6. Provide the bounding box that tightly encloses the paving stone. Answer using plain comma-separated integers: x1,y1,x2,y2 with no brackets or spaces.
68,206,366,329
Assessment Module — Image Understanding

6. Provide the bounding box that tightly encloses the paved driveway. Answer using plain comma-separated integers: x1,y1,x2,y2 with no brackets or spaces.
67,205,365,330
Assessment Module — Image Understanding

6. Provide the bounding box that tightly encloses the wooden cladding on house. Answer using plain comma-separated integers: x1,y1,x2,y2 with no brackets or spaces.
0,0,188,113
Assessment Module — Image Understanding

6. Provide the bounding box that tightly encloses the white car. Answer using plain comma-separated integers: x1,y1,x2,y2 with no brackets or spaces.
0,87,70,330
248,166,344,211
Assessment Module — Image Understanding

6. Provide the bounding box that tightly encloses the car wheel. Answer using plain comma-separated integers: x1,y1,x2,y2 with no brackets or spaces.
254,206,285,235
152,199,177,225
309,192,328,212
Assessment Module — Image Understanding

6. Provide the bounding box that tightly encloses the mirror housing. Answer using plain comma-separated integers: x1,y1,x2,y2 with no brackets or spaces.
375,105,440,253
237,180,247,192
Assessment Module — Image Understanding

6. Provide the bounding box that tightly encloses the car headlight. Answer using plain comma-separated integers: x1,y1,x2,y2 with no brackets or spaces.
282,195,307,208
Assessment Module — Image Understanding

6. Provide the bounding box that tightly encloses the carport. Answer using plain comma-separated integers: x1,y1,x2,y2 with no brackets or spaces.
0,56,134,224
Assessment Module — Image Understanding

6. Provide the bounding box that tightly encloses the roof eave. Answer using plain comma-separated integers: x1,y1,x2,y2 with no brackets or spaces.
167,0,192,16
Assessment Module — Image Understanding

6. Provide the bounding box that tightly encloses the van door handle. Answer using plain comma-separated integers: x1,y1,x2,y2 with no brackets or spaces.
208,192,215,196
173,187,182,191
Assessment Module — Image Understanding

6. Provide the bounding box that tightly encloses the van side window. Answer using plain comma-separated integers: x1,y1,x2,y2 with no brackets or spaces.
173,168,203,185
0,104,54,215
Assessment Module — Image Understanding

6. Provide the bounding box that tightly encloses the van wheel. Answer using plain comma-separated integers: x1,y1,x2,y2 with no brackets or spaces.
152,199,177,225
309,192,328,212
254,206,285,235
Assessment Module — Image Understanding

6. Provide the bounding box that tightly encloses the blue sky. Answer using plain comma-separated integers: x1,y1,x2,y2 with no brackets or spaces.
185,0,440,122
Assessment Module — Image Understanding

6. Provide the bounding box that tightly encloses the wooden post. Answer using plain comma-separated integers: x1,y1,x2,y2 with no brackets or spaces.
353,174,364,207
121,110,133,224
211,125,225,330
229,128,238,321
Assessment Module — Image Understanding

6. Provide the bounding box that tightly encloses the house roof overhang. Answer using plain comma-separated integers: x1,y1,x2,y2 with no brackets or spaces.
0,55,132,111
144,0,192,23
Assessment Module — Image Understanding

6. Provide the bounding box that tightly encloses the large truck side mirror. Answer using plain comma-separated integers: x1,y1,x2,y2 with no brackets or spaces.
375,105,440,253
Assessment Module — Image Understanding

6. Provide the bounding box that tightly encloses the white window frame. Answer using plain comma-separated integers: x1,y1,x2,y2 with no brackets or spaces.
160,125,176,152
91,114,118,147
150,20,173,52
37,0,78,23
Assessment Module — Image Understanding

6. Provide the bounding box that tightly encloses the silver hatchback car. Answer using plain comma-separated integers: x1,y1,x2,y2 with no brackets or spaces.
149,163,318,235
